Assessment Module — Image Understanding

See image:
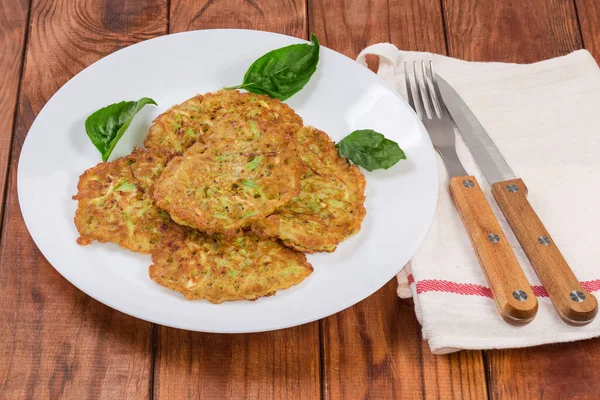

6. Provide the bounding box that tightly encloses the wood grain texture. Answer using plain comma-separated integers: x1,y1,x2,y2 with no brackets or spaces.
0,0,167,397
309,0,446,58
575,0,600,62
151,3,319,400
389,0,448,54
487,339,600,400
420,347,487,399
170,0,307,37
449,176,538,324
492,178,597,325
443,0,582,62
322,282,488,399
310,1,487,398
321,283,426,399
155,326,320,399
0,0,29,228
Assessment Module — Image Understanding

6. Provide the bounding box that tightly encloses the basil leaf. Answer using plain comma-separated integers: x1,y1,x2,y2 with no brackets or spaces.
85,97,157,161
228,33,320,100
336,129,406,172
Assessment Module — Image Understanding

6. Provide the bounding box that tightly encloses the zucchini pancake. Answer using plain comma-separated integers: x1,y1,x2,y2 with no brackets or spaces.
150,229,313,303
251,127,366,252
152,102,306,236
73,90,367,303
144,90,303,154
73,148,183,254
153,137,304,236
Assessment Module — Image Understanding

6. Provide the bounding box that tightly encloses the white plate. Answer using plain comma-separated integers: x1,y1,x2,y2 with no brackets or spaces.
18,29,437,333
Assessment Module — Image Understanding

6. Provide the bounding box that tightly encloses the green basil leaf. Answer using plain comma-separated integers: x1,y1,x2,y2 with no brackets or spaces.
227,33,320,100
85,97,157,161
336,129,406,172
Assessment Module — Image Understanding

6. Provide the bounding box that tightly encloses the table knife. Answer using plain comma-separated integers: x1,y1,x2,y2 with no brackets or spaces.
437,76,598,325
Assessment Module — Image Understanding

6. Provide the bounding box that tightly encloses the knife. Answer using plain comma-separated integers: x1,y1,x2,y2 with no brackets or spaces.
437,76,598,325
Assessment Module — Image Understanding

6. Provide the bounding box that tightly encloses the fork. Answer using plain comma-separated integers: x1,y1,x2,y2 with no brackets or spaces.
405,61,538,324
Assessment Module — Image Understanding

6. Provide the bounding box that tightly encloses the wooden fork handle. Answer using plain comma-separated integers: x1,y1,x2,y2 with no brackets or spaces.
449,176,538,324
492,178,598,325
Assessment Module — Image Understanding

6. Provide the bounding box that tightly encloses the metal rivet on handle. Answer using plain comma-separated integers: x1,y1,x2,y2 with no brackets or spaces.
507,183,519,192
570,290,586,302
463,179,475,188
488,233,500,243
538,236,551,245
513,290,528,302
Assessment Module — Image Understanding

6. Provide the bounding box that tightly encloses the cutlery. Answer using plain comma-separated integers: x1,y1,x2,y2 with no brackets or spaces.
405,61,538,324
436,75,598,325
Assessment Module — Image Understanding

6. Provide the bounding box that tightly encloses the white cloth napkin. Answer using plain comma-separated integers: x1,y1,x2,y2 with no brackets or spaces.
356,44,600,354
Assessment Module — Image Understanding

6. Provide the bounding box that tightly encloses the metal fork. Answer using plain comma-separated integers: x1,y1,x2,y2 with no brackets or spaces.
405,61,467,178
404,61,538,324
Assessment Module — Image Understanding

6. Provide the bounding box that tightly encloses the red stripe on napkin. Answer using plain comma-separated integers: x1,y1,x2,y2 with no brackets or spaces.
407,274,600,298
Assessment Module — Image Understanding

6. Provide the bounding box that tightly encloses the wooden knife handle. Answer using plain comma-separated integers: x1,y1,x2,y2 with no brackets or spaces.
449,176,538,324
492,178,598,325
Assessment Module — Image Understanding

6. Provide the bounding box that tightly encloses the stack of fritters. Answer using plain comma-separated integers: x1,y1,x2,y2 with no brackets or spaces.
73,90,366,303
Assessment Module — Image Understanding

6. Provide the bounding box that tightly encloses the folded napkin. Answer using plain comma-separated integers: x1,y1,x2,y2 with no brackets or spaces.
356,45,600,354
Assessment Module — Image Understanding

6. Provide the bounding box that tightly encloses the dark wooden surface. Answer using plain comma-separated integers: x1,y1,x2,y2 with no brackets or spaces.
0,0,28,226
1,0,599,398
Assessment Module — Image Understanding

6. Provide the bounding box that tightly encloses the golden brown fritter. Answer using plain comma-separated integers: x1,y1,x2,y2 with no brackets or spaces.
153,119,305,236
252,127,366,253
73,148,184,254
144,90,303,154
149,229,313,303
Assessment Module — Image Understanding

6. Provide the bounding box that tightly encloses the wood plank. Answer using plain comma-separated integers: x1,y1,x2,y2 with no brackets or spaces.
0,0,29,227
321,284,427,399
309,0,446,58
487,340,600,399
575,0,600,62
388,0,447,54
155,327,320,399
0,0,168,397
444,0,582,62
152,2,320,400
322,282,487,399
441,0,600,398
420,348,487,399
309,0,488,398
170,0,307,38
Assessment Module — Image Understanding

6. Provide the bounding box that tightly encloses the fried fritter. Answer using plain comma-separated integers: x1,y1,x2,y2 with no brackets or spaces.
153,122,305,236
144,90,303,154
149,229,313,303
73,148,184,254
252,127,366,253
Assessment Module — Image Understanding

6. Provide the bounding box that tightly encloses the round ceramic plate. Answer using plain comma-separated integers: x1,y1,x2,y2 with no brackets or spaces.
18,29,437,333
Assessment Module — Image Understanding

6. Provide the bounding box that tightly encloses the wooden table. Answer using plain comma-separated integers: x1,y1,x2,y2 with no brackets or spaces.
2,0,600,398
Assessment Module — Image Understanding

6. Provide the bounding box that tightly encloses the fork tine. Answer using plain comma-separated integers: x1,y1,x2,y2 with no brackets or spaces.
429,61,448,118
412,61,427,119
420,60,435,119
404,62,416,112
422,61,439,118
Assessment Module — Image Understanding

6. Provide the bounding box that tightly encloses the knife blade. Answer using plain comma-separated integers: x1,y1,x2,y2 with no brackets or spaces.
437,76,598,325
